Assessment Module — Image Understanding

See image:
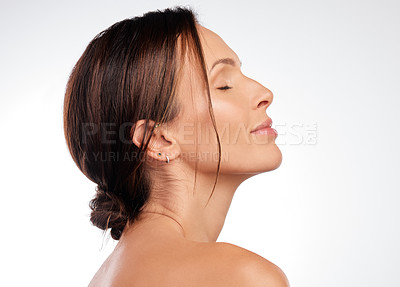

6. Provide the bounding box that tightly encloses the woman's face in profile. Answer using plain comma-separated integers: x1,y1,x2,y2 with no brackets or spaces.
171,25,282,175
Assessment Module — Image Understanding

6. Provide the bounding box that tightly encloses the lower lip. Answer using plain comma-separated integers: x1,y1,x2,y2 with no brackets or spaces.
251,127,278,137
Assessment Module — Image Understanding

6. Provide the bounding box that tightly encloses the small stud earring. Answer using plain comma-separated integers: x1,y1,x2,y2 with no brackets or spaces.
157,152,162,156
155,123,161,128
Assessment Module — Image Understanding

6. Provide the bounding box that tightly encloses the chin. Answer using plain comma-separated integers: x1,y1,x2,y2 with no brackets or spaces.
268,158,282,172
269,146,283,170
256,145,282,173
227,149,282,175
218,144,282,174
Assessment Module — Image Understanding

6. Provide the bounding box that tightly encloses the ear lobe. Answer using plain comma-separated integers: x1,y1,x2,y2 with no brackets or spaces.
131,119,180,162
146,130,180,162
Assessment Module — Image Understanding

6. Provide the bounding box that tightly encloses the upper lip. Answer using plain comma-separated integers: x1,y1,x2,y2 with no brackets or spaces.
251,118,273,133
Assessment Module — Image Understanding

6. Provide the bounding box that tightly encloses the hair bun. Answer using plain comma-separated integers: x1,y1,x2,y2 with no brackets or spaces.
89,185,128,240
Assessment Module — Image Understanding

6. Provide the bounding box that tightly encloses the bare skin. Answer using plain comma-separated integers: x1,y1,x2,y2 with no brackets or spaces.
89,25,288,287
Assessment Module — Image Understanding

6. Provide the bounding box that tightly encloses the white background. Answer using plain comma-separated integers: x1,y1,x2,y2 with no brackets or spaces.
1,0,399,286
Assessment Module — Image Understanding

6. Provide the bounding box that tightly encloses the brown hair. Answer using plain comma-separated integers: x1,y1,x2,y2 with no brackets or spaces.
63,7,221,240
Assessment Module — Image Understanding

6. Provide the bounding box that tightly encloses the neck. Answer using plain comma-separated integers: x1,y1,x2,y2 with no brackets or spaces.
125,165,252,243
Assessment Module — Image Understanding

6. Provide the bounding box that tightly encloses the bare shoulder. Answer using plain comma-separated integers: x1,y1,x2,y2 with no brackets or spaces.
199,242,290,287
88,240,289,287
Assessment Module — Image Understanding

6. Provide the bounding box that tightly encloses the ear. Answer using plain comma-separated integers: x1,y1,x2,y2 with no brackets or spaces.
131,119,181,162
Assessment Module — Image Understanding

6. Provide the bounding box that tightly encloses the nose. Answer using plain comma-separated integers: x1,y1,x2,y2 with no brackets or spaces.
250,78,274,111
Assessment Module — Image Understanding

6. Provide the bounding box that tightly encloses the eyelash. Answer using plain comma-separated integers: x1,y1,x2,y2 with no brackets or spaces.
217,85,232,91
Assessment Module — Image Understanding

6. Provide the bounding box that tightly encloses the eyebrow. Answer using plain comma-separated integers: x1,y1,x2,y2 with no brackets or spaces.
209,57,242,73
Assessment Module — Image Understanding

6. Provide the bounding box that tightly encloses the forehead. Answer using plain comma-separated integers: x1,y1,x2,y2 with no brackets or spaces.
196,25,240,71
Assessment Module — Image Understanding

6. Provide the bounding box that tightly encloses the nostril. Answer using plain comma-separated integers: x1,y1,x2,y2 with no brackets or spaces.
257,100,269,109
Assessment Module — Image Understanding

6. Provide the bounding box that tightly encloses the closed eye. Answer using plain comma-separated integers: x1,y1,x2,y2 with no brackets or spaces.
217,85,232,91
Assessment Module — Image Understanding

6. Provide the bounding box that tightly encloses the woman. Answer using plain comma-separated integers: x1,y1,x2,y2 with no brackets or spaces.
64,7,288,287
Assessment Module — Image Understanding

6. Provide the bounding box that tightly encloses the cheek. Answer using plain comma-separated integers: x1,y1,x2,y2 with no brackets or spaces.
175,93,246,167
212,96,251,146
174,91,215,156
